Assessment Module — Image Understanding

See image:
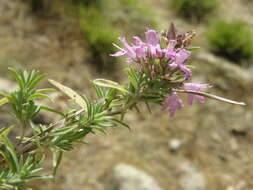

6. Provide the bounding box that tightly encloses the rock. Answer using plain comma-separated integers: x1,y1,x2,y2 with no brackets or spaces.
179,161,207,190
168,138,182,152
111,163,164,190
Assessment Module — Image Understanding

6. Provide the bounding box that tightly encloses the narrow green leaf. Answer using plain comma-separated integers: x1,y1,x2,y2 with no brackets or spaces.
112,118,131,131
0,125,14,138
40,105,65,116
0,90,8,97
90,126,107,135
93,79,129,94
53,150,63,176
8,68,24,89
0,136,19,172
186,46,201,51
35,88,56,93
126,68,138,90
93,84,105,98
0,97,9,107
28,93,52,101
28,73,47,90
52,127,75,136
185,65,195,69
25,175,53,180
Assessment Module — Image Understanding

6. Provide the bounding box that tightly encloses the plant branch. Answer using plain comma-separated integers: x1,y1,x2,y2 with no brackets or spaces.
175,89,246,106
0,107,127,166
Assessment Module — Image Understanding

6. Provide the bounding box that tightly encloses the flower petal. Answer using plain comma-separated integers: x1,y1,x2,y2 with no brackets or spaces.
168,40,177,49
132,36,144,46
119,37,136,58
179,65,192,80
183,83,212,105
135,46,146,58
175,49,191,64
145,29,159,46
110,50,127,57
161,93,183,117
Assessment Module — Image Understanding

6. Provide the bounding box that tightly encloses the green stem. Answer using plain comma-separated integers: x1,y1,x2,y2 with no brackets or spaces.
17,123,26,146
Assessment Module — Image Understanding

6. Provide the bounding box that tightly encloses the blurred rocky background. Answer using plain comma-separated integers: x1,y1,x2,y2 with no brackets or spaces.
0,0,253,189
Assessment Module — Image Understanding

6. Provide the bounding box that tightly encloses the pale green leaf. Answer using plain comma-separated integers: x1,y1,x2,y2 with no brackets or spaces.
0,90,8,97
0,125,14,137
48,79,87,111
0,97,9,107
93,79,129,94
186,46,201,51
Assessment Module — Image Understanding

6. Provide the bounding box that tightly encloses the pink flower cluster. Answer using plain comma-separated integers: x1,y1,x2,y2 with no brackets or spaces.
111,29,192,80
111,29,212,117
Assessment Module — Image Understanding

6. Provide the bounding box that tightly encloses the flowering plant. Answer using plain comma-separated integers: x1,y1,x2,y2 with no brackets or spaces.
111,23,245,116
0,24,245,190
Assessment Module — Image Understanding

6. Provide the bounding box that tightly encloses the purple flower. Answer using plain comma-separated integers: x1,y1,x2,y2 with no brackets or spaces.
178,65,192,80
175,49,191,64
168,40,177,49
161,93,183,117
110,29,193,78
183,83,212,105
163,40,176,60
110,43,127,57
110,37,137,62
145,30,160,46
169,49,192,80
111,30,164,62
134,46,146,59
144,30,161,58
155,45,163,57
132,36,144,46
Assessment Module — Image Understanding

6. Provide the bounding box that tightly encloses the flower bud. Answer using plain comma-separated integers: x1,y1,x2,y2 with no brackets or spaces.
160,36,168,49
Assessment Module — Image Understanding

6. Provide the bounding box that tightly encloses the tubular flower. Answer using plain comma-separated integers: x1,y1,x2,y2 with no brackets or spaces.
145,29,160,46
110,37,137,62
161,93,183,117
183,83,212,105
169,49,192,80
161,82,212,117
111,29,162,62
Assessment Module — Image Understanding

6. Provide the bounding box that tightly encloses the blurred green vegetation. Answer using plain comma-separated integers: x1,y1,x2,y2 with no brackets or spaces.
168,0,218,22
207,20,253,64
78,6,119,72
23,0,156,72
71,0,99,6
22,0,51,13
102,0,156,35
74,0,156,72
